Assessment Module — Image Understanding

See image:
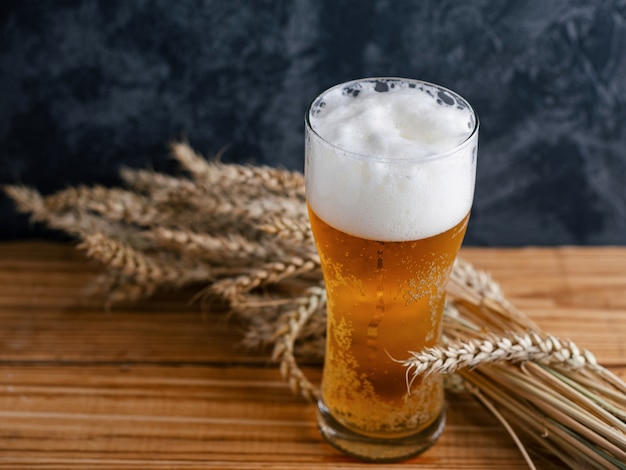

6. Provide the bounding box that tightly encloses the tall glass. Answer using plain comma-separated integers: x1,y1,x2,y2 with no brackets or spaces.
305,78,478,462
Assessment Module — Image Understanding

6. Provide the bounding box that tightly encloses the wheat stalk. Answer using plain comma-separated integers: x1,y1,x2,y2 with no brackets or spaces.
4,142,625,469
402,330,599,379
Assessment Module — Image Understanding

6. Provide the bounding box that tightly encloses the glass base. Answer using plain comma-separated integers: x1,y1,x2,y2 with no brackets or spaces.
316,400,446,463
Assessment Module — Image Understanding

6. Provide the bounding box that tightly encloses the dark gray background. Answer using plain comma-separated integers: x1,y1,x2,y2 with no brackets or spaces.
2,0,625,245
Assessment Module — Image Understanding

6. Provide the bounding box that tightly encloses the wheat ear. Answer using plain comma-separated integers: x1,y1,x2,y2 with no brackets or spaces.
402,332,598,381
271,285,326,402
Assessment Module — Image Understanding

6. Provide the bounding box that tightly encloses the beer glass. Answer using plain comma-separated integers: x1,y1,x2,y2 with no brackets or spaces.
305,78,478,462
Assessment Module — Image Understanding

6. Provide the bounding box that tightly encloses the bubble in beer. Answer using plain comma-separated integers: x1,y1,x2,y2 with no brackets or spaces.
374,81,389,92
437,90,455,106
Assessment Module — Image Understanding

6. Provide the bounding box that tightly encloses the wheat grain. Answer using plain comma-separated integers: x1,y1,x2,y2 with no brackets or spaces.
78,232,216,289
149,227,286,263
211,257,321,303
257,214,314,243
171,141,305,200
120,167,198,195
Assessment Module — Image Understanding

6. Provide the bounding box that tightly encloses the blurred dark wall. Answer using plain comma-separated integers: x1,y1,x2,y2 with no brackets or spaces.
1,0,625,245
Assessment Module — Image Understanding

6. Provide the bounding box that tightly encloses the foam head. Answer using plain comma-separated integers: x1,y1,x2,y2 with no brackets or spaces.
305,78,478,242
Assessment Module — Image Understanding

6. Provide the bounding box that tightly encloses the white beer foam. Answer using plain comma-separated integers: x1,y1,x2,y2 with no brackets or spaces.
306,79,477,242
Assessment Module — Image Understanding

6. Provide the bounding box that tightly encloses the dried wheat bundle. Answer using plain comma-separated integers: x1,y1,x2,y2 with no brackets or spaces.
4,142,625,469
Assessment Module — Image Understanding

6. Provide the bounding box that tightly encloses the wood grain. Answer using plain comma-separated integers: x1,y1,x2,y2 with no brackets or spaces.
0,242,623,469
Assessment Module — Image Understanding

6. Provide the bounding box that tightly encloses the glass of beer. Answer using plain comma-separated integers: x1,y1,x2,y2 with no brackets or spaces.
305,78,478,462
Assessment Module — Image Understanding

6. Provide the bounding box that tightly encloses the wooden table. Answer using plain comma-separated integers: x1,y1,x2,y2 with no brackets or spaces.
0,242,624,469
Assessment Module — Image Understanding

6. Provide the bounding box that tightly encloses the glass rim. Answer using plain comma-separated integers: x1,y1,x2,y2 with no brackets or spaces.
305,77,479,164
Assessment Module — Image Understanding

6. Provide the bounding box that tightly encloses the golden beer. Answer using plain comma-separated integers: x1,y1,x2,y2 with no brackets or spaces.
309,206,469,437
305,77,478,461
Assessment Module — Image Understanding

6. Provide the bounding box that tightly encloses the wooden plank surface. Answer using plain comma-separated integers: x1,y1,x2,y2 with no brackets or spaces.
0,242,624,469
